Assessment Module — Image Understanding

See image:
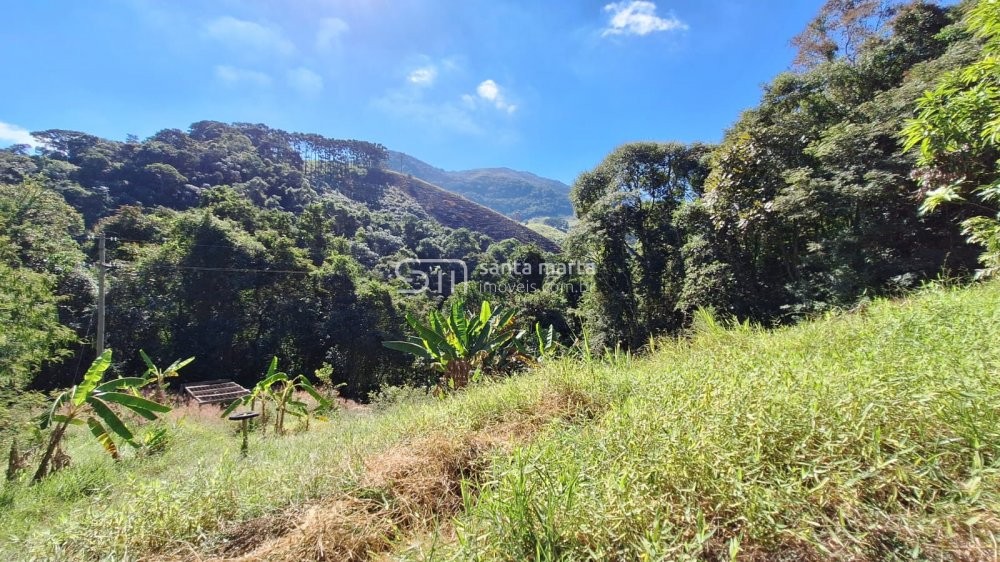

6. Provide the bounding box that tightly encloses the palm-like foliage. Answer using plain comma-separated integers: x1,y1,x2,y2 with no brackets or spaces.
383,299,533,390
139,350,194,402
32,350,172,482
523,322,559,362
221,357,332,434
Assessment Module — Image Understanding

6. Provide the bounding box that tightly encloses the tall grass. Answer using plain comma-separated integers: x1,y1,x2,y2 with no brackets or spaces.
441,283,1000,560
1,282,998,560
0,362,595,560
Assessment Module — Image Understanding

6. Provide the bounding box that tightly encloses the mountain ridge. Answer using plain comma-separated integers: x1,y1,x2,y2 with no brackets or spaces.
386,171,560,252
386,150,573,219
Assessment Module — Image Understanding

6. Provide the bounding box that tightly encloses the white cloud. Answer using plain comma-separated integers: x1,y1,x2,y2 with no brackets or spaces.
287,67,324,96
601,1,687,37
316,17,349,52
408,66,437,86
0,121,40,148
476,79,499,101
204,16,295,55
214,65,273,87
373,63,517,137
474,79,517,114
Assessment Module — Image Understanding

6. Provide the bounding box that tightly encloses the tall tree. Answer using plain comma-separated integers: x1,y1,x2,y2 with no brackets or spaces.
903,0,1000,277
792,0,901,68
570,142,710,348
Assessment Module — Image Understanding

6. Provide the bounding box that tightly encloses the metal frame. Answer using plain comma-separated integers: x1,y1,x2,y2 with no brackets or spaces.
183,379,250,405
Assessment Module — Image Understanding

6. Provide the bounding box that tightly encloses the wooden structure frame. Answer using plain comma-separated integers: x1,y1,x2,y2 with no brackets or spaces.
183,379,250,406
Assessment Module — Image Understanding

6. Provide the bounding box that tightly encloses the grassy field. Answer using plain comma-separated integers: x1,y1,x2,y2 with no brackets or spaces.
2,282,999,560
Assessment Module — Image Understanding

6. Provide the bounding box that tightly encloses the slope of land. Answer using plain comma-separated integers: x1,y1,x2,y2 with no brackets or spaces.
387,151,573,219
2,282,999,560
388,171,561,252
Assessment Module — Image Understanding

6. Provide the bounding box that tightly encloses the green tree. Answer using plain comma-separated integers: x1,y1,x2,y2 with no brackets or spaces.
569,142,711,348
903,0,1000,277
791,0,901,68
0,178,86,388
0,262,75,389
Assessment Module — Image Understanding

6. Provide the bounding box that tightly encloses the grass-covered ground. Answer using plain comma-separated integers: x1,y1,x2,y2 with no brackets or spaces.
2,282,999,560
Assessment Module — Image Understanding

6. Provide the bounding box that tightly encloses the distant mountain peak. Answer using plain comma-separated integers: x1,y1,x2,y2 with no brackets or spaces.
385,151,573,220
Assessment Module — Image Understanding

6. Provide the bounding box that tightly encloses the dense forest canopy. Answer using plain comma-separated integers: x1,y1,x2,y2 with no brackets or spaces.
567,0,990,348
0,122,564,397
2,0,998,404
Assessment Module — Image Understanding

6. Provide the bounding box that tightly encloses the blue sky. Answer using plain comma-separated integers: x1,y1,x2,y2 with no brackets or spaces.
1,0,822,184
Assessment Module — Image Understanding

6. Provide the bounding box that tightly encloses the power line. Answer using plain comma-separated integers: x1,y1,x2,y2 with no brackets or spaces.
83,233,271,251
138,264,314,275
107,261,315,275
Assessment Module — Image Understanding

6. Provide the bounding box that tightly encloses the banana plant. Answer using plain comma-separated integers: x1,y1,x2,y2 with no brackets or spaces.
221,357,332,435
32,350,172,482
383,299,531,391
516,322,559,364
139,350,194,402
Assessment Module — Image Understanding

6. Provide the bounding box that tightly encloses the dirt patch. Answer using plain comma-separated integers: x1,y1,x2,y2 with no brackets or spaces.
204,388,590,561
212,512,301,557
227,424,534,562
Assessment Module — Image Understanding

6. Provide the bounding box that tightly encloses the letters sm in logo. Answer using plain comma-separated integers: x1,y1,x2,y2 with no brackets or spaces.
394,259,468,296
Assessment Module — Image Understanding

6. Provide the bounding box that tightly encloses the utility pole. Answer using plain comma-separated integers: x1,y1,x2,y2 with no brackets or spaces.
96,232,106,355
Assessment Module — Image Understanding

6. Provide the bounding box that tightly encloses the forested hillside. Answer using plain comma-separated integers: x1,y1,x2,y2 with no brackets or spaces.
0,122,562,397
388,150,574,219
389,171,560,251
566,0,996,349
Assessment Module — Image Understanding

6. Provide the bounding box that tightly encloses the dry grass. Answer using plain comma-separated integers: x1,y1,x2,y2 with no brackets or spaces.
189,388,587,562
217,431,517,560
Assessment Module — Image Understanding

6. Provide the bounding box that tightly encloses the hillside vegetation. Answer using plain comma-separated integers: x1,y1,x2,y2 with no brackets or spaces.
3,2,1000,559
2,281,998,560
388,150,573,219
389,171,560,252
0,122,562,397
5,1,1000,403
